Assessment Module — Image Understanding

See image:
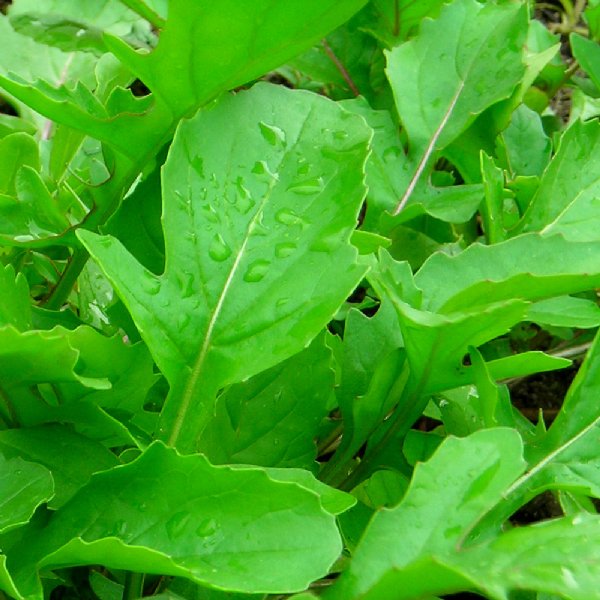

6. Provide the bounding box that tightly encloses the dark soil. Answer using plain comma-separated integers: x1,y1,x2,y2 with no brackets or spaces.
510,361,580,424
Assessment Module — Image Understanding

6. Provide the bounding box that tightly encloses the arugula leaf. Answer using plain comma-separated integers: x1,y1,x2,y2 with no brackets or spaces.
0,455,53,534
517,120,600,240
198,336,334,471
105,0,369,117
79,83,370,451
385,0,526,213
2,442,342,598
327,428,600,599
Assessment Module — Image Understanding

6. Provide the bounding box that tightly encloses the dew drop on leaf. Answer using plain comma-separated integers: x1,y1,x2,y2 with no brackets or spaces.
333,130,348,140
196,517,218,537
310,231,339,253
287,177,324,195
202,204,220,224
275,208,309,227
251,160,278,180
243,259,270,283
296,158,310,175
165,511,192,540
177,313,190,331
258,121,286,147
208,234,232,262
235,177,255,214
275,242,297,258
141,273,161,295
178,272,194,298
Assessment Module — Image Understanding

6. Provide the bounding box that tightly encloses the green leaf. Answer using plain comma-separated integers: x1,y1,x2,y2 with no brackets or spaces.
527,296,600,329
496,104,551,178
385,0,526,213
199,336,334,471
517,120,600,239
0,424,117,508
106,0,368,117
0,264,31,330
340,97,484,228
0,132,39,196
8,0,154,56
4,442,342,598
0,454,53,534
79,83,370,451
572,33,600,90
414,233,600,313
322,302,404,485
325,428,527,600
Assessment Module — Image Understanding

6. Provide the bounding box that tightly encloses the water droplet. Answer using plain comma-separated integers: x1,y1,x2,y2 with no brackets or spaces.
276,297,289,308
209,234,232,262
287,177,324,196
309,232,338,253
178,272,194,298
202,204,220,223
235,177,255,214
141,273,161,295
243,259,270,283
275,242,297,258
177,314,190,331
259,121,286,147
333,130,348,140
191,155,204,177
273,439,280,446
275,208,309,227
166,511,191,539
196,518,218,537
296,158,310,175
439,399,449,409
251,160,278,180
383,146,403,163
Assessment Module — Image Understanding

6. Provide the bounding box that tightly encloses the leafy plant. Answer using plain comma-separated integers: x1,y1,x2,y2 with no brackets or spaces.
2,0,600,598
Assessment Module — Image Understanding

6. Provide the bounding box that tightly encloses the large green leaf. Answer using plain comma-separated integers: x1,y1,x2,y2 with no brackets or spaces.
325,428,526,599
414,233,600,313
327,428,600,599
2,442,342,598
516,120,600,241
105,0,368,117
385,0,526,213
198,336,334,471
79,83,369,451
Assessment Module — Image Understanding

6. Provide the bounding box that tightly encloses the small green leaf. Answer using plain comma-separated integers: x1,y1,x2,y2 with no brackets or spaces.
199,336,334,471
0,264,31,330
0,454,53,534
0,424,117,508
517,120,600,239
385,0,526,212
527,296,600,329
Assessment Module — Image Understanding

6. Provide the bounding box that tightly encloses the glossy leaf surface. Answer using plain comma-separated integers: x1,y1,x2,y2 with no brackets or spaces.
79,83,369,451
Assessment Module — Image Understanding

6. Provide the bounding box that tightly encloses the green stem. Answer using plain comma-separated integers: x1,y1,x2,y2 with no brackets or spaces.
123,572,145,600
42,247,90,310
118,0,166,29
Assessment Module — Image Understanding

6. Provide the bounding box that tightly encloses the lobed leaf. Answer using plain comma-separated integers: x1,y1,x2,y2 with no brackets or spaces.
2,442,342,598
79,83,370,451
